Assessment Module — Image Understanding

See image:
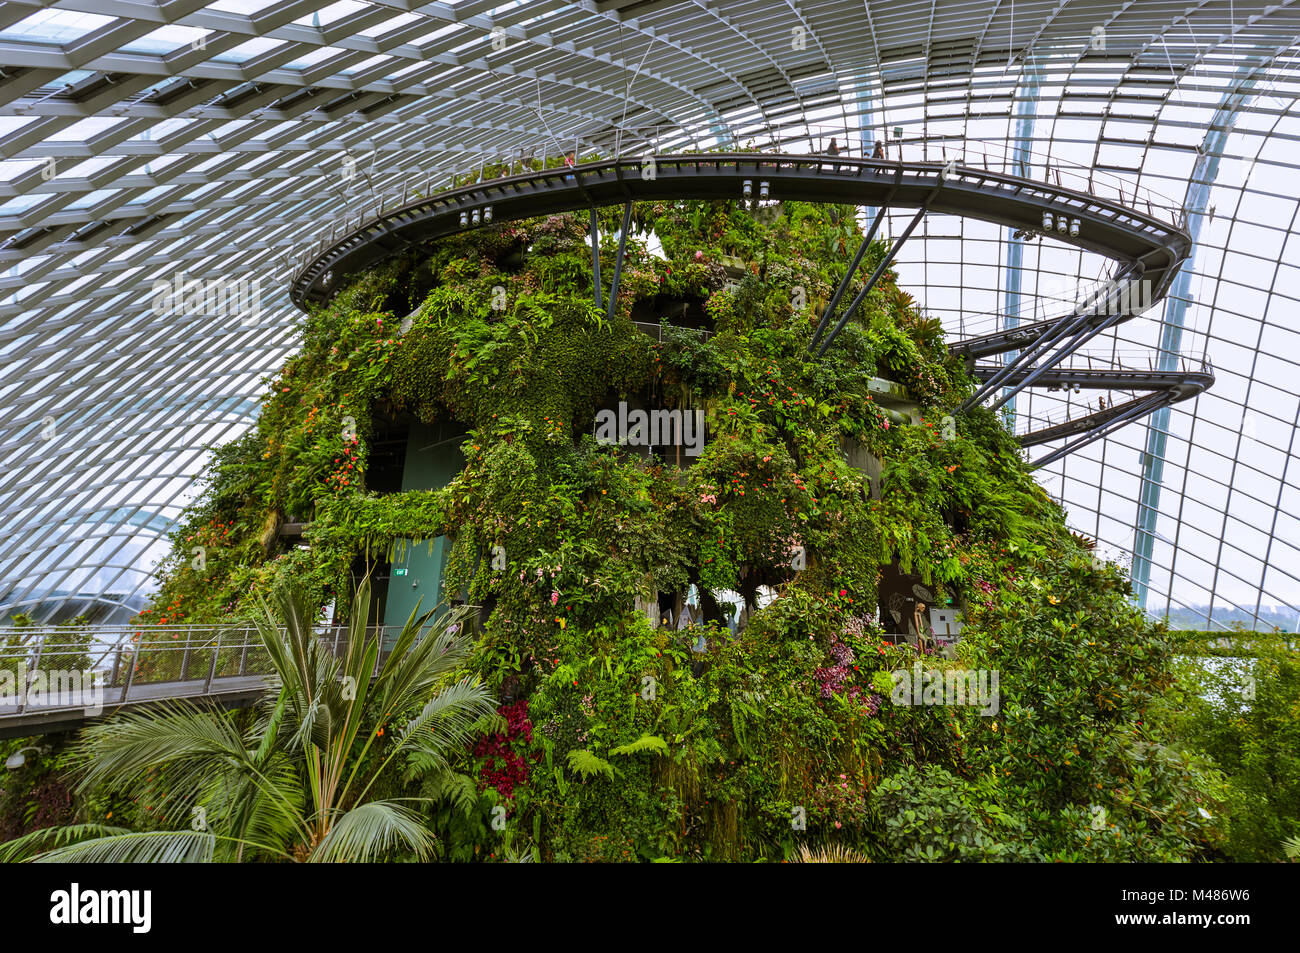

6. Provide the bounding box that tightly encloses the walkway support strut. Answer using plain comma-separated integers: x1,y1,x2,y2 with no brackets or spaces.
816,206,927,357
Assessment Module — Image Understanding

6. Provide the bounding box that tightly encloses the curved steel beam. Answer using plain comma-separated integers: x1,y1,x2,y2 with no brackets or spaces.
285,151,1197,471
288,152,1190,314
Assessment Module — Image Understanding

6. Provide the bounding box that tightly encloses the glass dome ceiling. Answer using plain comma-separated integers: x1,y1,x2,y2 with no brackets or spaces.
0,0,1297,631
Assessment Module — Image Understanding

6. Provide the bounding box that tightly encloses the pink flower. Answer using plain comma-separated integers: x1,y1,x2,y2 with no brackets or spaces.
550,591,559,606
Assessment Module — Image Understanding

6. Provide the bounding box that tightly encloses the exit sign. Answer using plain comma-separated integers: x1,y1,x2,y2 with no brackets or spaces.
394,568,407,576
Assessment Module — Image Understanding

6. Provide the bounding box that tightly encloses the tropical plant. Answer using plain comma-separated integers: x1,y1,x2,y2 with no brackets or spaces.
1156,629,1300,861
1282,833,1300,861
98,198,1211,862
0,578,497,863
792,842,870,863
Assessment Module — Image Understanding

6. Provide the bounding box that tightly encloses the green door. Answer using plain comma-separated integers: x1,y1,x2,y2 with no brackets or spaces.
382,421,465,638
384,536,453,635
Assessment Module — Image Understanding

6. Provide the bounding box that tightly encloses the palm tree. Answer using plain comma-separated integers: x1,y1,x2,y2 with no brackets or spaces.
0,577,498,862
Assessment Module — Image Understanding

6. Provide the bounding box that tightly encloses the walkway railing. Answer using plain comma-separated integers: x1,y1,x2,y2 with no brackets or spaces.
949,271,1124,341
1002,349,1211,383
280,119,1195,470
0,623,408,718
288,120,1184,283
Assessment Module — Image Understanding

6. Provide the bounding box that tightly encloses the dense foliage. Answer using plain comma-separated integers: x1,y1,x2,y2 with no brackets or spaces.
11,195,1228,862
1154,629,1300,861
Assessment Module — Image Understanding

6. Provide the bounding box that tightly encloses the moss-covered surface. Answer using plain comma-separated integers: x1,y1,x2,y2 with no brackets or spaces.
133,198,1215,861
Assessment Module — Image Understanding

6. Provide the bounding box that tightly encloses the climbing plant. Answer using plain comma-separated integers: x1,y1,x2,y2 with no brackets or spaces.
55,196,1215,862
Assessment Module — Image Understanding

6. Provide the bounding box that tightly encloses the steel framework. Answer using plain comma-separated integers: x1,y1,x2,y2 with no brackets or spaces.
0,1,1297,631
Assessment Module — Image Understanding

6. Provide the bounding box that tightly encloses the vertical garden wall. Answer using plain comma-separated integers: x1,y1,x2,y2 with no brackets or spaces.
127,197,1214,861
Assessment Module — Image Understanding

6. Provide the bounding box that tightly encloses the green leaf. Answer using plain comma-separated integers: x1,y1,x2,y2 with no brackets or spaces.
310,801,436,863
33,830,216,864
566,749,615,780
610,734,668,757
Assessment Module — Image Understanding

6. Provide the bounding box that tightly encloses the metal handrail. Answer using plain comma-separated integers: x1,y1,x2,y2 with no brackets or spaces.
1010,387,1181,433
952,273,1124,340
998,350,1209,376
0,623,412,715
311,120,1181,224
289,122,1184,288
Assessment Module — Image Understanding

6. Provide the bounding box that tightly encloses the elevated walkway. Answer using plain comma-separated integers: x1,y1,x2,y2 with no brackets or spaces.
289,151,1188,317
970,355,1214,465
287,148,1197,465
0,624,399,738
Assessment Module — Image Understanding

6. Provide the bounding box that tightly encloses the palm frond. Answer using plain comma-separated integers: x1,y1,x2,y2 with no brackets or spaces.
504,844,536,863
375,594,438,681
0,823,131,863
73,701,251,823
296,694,335,751
1283,834,1300,861
206,751,304,862
391,676,499,768
309,801,435,863
252,687,291,761
32,830,216,864
374,606,476,720
75,700,247,785
337,576,378,720
257,584,349,753
792,843,870,863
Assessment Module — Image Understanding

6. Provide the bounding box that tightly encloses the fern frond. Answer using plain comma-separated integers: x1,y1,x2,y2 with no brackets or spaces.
418,766,481,819
610,734,668,757
566,749,615,780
